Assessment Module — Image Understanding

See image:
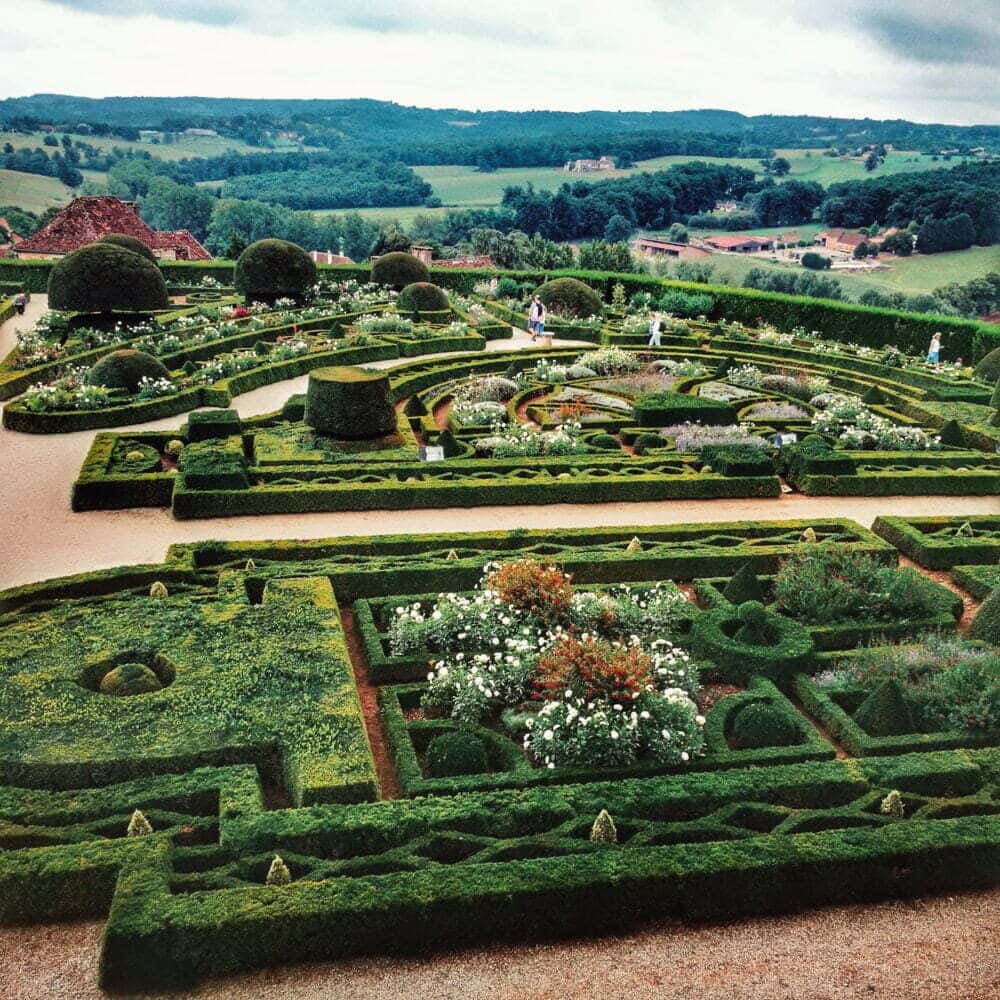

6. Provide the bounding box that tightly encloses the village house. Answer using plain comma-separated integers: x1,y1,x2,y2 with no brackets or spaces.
563,156,615,173
703,234,774,253
404,245,494,268
309,250,354,265
184,128,218,138
12,196,212,261
817,229,870,254
634,238,711,260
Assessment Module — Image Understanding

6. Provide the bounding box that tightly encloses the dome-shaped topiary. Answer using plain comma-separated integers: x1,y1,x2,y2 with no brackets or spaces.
99,662,163,697
48,242,169,313
397,281,449,312
852,678,914,736
425,730,489,777
631,432,663,456
535,277,603,318
974,347,1000,384
85,349,172,393
589,433,621,450
98,233,158,262
234,239,316,303
968,585,1000,644
371,252,430,290
730,701,801,749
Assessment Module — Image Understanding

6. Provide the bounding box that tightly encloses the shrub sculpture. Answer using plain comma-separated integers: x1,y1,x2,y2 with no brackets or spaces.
48,242,169,313
536,277,603,318
723,564,766,605
425,731,489,777
398,282,449,313
85,349,172,393
730,701,800,749
304,366,396,440
99,662,163,697
234,239,317,303
853,679,914,737
974,347,1000,384
968,585,1000,644
370,252,429,290
98,233,158,262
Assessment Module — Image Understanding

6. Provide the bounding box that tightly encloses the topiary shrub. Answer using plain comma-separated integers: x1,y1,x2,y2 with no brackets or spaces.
48,242,169,313
371,252,429,290
398,282,449,312
974,347,1000,384
634,392,737,427
861,386,886,405
98,233,158,262
85,349,172,393
404,394,427,417
425,730,489,777
723,564,766,605
99,662,163,697
178,442,250,490
186,409,242,442
729,701,801,749
234,239,316,303
304,365,396,440
852,679,914,736
589,433,621,450
937,419,965,447
536,277,603,318
701,444,774,477
631,432,663,455
968,585,1000,644
590,809,618,844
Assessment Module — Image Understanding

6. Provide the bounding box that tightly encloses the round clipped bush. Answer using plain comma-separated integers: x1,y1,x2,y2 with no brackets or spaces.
632,432,663,456
99,662,163,697
974,347,1000,384
371,252,429,290
234,239,316,303
730,701,801,749
85,349,172,393
48,242,169,313
98,233,158,262
590,433,621,450
425,730,489,777
304,365,396,440
536,277,603,318
398,281,449,312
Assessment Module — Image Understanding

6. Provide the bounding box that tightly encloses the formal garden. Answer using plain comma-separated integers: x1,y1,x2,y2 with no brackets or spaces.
0,240,998,992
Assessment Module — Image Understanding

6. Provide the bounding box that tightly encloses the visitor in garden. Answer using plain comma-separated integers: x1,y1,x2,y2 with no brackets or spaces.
528,295,545,341
927,331,941,364
648,311,663,346
13,291,27,315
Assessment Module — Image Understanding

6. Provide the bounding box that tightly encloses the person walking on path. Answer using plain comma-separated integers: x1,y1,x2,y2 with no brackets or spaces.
927,332,941,364
648,311,663,347
528,295,545,342
13,292,27,316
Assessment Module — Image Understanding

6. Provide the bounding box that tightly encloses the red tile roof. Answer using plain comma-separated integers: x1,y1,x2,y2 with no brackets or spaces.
13,196,211,260
430,255,494,268
309,250,354,265
705,234,771,249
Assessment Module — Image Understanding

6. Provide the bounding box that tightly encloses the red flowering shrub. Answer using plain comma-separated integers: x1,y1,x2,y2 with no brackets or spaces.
535,636,652,705
485,560,573,621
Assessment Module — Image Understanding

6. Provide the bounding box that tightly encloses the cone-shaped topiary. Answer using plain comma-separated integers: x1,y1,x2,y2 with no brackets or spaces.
853,679,914,736
590,809,618,844
880,789,905,819
234,239,316,303
245,558,256,572
955,521,974,537
48,242,169,313
127,809,153,837
936,419,965,448
265,855,291,886
861,385,886,405
149,581,168,599
445,549,459,561
968,585,1000,644
371,252,429,290
625,537,642,553
304,366,396,440
730,701,801,750
398,281,449,312
404,393,427,417
723,564,766,605
425,731,489,777
100,662,162,697
86,349,172,394
801,527,817,543
535,277,602,318
98,233,158,262
734,601,775,645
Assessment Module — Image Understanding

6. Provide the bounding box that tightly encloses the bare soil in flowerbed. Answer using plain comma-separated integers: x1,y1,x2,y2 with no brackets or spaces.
2,888,996,1000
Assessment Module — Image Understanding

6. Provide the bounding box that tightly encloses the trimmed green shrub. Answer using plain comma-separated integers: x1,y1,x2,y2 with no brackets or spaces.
425,731,489,777
304,366,396,440
398,282,449,312
98,234,158,262
730,702,801,749
937,420,965,447
633,392,736,427
234,239,316,303
701,444,773,476
853,679,914,737
48,243,169,313
968,585,1000,644
85,349,171,393
404,394,427,417
178,442,250,491
186,409,242,442
974,347,1000,383
371,252,429,290
631,432,663,455
723,564,766,605
590,433,621,450
99,662,162,697
861,386,886,405
536,277,603,318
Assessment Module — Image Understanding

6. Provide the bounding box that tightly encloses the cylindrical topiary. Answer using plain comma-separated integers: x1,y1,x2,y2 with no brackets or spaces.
98,233,158,262
304,366,396,440
729,701,801,749
234,239,317,303
371,252,430,290
398,281,449,312
85,349,172,393
425,730,489,777
536,277,603,318
48,242,169,313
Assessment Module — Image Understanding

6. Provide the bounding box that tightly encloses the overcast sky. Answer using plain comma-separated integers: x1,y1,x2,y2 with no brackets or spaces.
3,0,998,124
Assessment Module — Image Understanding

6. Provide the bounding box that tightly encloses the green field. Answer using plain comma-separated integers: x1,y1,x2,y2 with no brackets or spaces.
0,168,78,214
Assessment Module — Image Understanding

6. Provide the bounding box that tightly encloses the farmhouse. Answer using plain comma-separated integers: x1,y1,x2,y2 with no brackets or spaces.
12,196,212,261
704,234,774,252
406,245,494,268
635,238,711,259
563,156,615,172
310,250,354,265
818,229,869,253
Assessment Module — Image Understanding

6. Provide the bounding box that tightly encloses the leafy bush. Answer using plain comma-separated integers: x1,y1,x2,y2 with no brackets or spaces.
85,349,171,394
398,282,449,312
536,277,603,318
486,560,574,622
631,432,664,455
48,243,169,313
98,234,158,262
425,731,489,777
729,702,801,749
577,347,641,375
371,252,429,289
234,239,317,303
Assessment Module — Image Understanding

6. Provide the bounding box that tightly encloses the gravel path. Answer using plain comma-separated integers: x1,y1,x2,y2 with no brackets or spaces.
1,889,996,1000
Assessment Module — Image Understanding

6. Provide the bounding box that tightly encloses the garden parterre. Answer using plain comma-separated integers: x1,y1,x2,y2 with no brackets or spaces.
0,518,997,990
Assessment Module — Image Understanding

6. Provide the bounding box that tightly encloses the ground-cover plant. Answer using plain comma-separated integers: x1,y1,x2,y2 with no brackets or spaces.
742,402,810,421
660,423,771,453
582,347,643,376
452,399,507,425
474,420,588,458
760,373,830,401
452,375,521,404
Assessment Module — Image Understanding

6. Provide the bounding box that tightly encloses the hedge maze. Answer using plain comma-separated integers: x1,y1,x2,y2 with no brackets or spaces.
1,518,997,990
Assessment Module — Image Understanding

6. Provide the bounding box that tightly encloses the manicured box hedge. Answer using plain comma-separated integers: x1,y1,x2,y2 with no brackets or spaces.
872,516,1000,569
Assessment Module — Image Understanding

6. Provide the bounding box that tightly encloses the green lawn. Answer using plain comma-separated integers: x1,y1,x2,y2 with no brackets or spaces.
0,168,76,214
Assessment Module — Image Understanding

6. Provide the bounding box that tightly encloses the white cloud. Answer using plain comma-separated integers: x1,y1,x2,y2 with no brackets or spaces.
1,0,997,124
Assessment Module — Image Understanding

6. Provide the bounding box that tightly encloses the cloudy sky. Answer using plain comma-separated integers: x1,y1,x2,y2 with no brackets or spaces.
4,0,998,124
